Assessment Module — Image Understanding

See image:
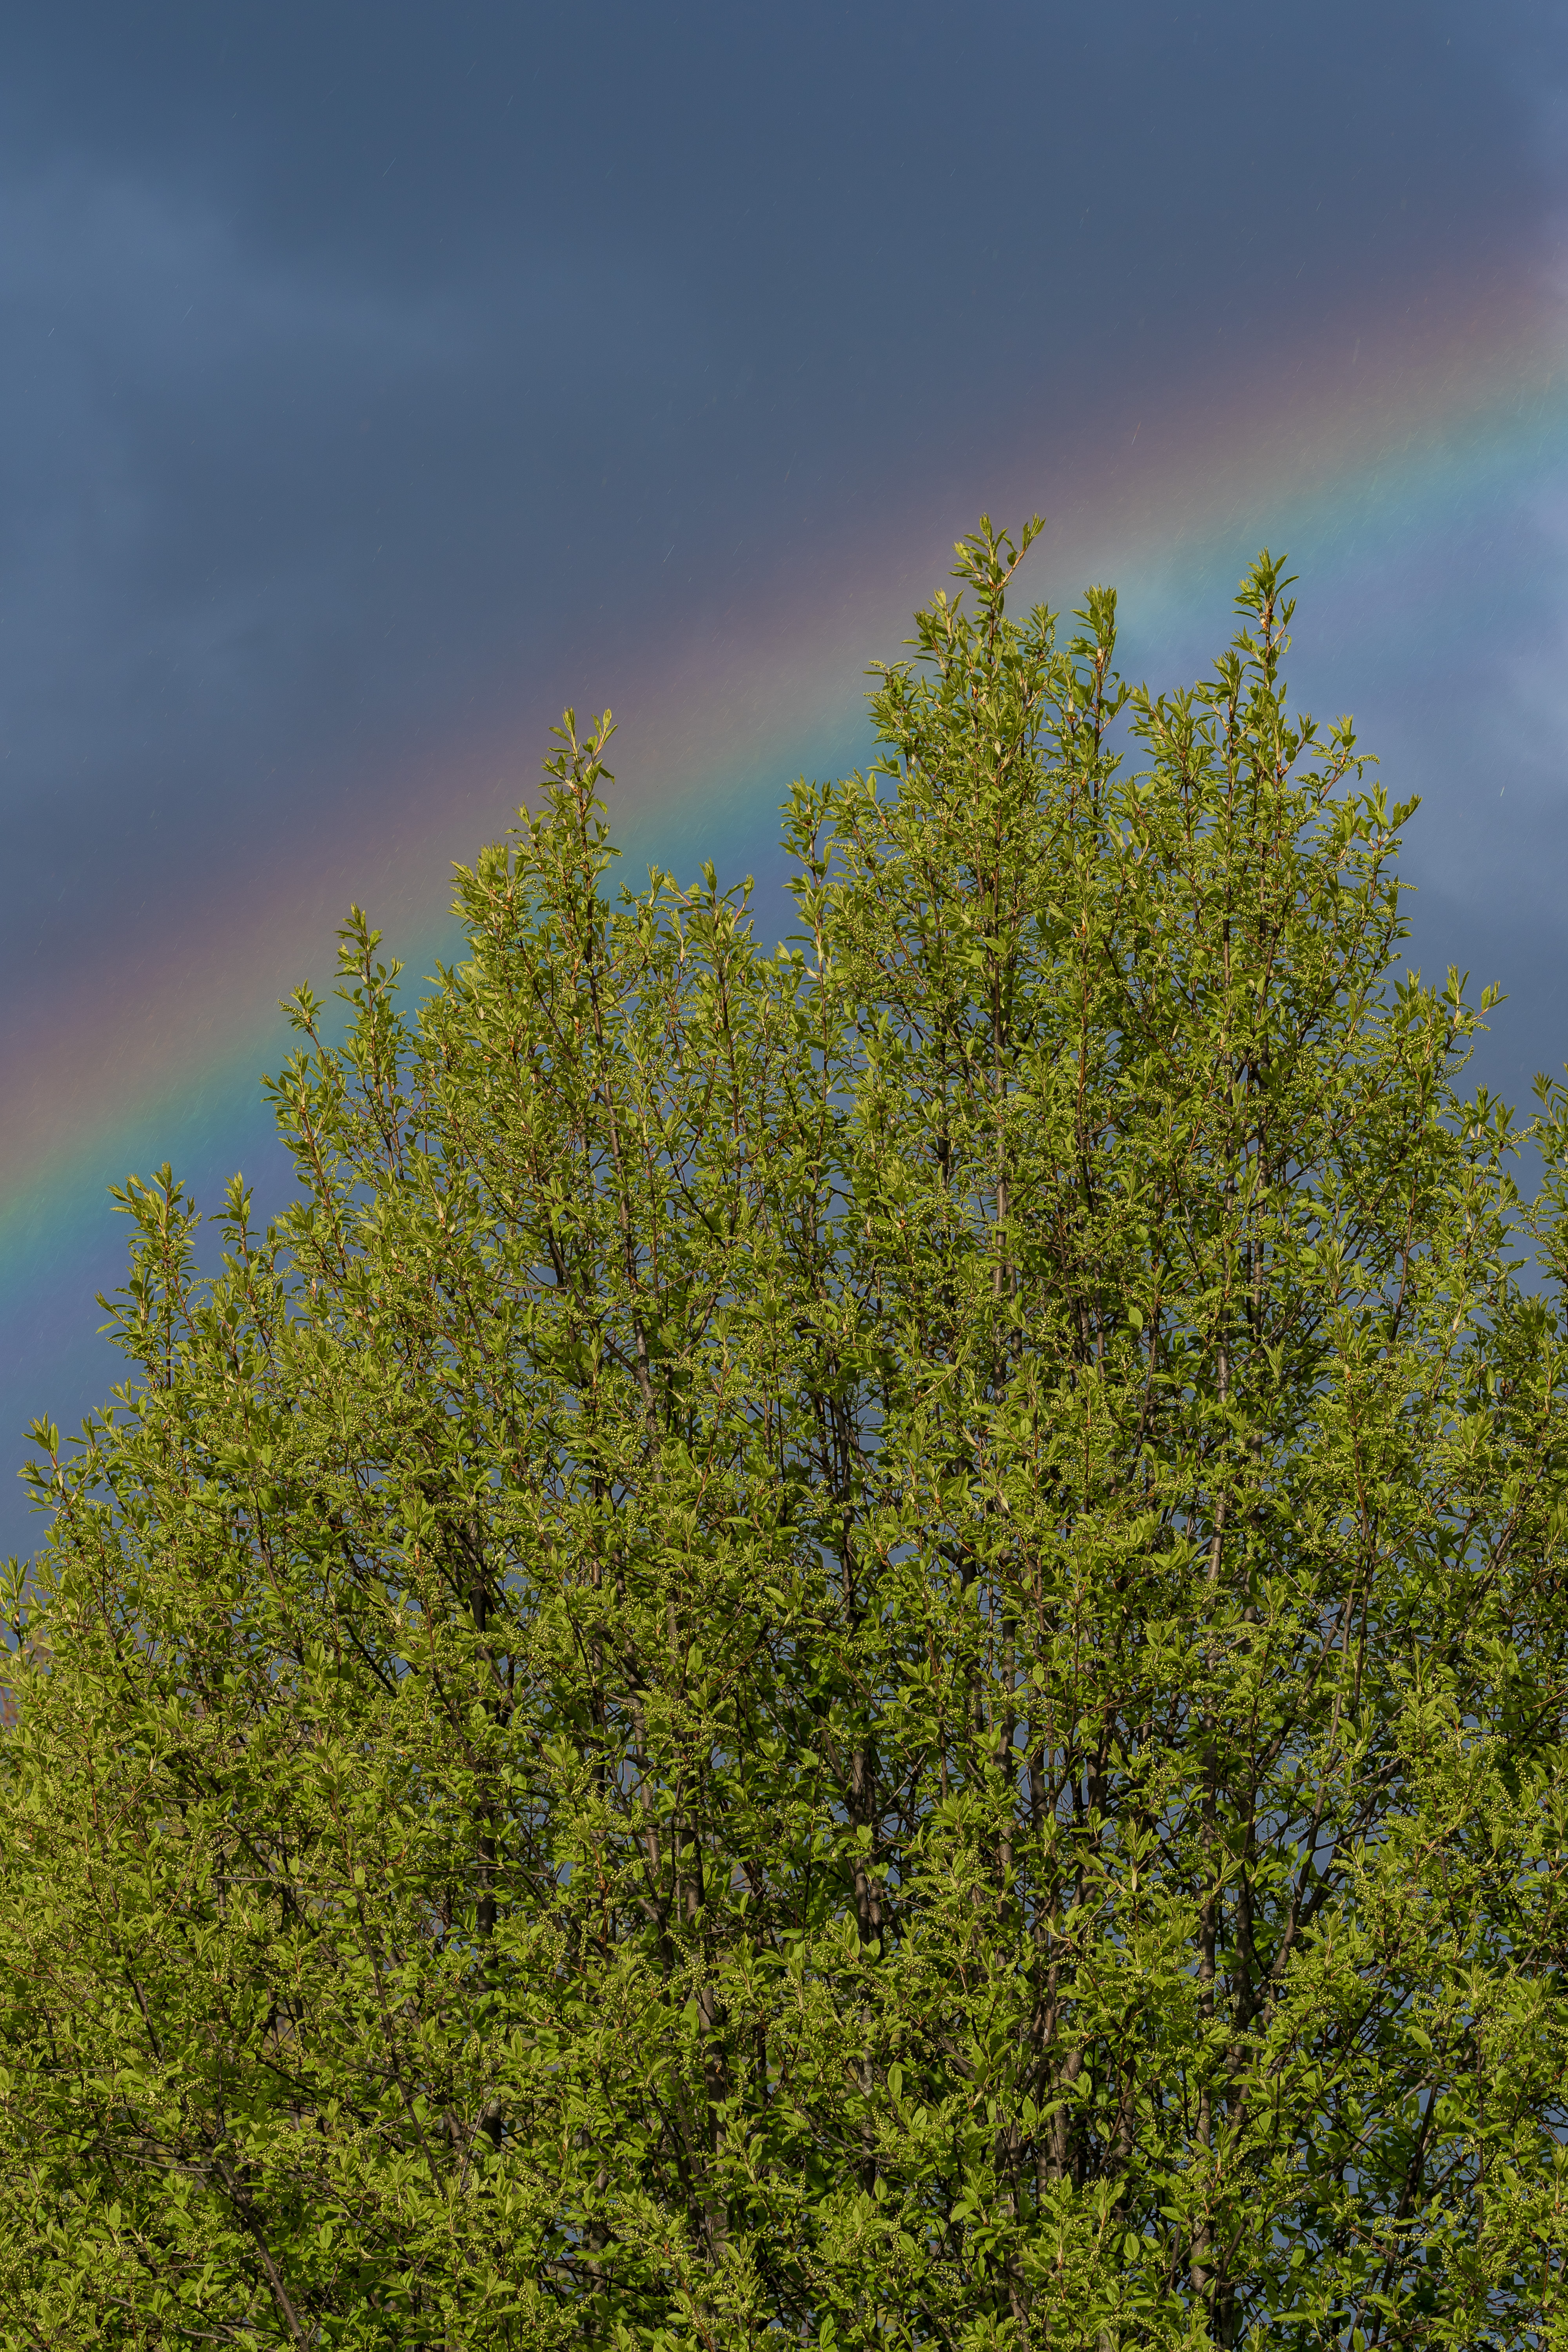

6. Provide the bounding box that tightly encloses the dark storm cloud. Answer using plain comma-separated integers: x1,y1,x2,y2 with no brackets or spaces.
0,145,714,970
0,1,1548,962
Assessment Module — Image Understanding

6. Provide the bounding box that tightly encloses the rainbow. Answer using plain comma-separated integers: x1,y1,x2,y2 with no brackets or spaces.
4,250,1566,1532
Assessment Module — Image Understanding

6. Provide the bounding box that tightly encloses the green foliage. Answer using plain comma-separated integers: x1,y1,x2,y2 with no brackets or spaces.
4,521,1568,2347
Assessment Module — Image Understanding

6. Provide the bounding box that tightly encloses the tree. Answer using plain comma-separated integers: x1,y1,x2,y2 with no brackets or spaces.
3,519,1568,2350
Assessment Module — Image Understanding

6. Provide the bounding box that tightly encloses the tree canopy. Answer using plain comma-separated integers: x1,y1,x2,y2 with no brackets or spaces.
4,521,1568,2350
